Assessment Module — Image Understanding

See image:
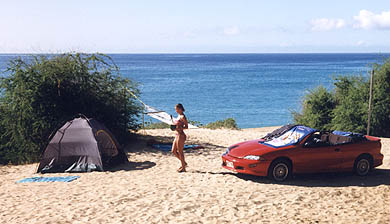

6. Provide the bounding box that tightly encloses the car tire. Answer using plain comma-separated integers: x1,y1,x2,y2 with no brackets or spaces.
354,155,372,176
268,159,291,182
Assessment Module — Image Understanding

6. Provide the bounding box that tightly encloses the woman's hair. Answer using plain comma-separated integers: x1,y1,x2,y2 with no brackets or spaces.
175,103,185,112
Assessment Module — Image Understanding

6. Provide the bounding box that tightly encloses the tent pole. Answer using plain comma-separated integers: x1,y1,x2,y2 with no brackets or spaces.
367,70,374,136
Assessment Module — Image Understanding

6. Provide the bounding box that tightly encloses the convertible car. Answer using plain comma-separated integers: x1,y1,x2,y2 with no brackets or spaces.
222,125,383,181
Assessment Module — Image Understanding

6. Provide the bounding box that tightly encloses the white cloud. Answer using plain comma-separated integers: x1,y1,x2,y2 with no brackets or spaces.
353,10,390,30
310,18,346,31
223,26,240,36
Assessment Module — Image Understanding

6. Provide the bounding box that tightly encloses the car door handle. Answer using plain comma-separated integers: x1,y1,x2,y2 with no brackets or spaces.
334,148,340,152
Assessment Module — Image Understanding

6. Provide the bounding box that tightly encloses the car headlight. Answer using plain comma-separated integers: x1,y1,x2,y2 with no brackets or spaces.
243,155,261,160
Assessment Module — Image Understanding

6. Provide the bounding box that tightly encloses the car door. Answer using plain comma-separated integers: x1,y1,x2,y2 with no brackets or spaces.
293,142,343,173
333,143,358,171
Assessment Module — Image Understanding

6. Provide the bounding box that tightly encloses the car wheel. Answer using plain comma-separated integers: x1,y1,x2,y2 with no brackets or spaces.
354,155,372,176
268,159,291,182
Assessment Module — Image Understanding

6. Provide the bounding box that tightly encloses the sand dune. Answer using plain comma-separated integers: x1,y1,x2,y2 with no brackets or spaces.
1,127,390,223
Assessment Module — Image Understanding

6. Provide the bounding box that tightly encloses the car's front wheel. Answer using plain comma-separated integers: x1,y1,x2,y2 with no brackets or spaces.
354,155,372,176
268,159,291,182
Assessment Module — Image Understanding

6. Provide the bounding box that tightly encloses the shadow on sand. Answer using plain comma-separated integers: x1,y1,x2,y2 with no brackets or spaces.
108,161,156,172
192,169,390,187
125,133,226,156
124,133,390,187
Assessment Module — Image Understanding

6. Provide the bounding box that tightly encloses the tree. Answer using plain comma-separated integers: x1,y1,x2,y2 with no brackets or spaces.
330,76,369,134
293,58,390,137
0,53,141,164
370,59,390,137
293,86,335,130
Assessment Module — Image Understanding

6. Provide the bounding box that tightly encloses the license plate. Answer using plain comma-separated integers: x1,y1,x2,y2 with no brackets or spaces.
226,161,234,168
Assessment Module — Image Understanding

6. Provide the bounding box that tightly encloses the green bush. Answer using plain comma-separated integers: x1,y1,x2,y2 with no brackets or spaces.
293,86,335,130
143,118,238,130
144,121,170,129
370,60,390,136
203,118,238,130
330,76,369,133
293,58,390,137
143,119,200,130
0,53,141,164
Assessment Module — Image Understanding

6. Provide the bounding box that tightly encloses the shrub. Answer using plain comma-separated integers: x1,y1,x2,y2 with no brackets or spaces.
293,58,390,137
144,121,170,129
330,76,369,133
143,118,238,130
293,86,335,130
370,60,390,137
143,119,201,130
0,53,141,164
203,118,238,130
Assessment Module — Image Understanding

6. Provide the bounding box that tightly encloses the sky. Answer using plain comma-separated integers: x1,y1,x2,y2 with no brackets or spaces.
1,0,390,53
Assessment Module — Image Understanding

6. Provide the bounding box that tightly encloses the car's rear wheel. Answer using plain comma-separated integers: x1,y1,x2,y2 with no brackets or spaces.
354,155,372,176
268,159,291,182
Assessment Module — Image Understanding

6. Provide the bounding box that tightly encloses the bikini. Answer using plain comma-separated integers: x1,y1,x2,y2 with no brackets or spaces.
175,116,186,137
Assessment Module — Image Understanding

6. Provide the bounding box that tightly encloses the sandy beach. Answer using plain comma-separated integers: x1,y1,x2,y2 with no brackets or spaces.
1,127,390,223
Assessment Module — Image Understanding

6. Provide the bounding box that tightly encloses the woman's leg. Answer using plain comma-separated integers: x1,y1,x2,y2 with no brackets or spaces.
177,135,187,171
171,137,180,160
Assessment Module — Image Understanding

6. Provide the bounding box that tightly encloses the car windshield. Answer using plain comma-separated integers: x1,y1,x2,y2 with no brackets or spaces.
262,126,315,148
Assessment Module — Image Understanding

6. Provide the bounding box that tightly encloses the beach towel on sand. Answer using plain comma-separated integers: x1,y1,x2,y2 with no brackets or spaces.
16,176,80,183
151,144,203,152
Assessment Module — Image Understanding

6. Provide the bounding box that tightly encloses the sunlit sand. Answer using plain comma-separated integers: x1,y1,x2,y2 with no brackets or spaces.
1,127,389,223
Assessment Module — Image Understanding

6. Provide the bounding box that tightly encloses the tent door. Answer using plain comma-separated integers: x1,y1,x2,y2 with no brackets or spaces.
95,130,119,158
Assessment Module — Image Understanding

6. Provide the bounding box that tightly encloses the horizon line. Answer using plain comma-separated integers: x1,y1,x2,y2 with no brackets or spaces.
1,52,390,55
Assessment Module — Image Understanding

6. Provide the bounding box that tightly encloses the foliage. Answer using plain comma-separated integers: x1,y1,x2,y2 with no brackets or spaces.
188,119,203,127
330,76,369,133
0,53,141,164
293,58,390,137
293,86,335,130
144,118,238,130
144,121,170,129
370,60,390,136
203,118,239,130
143,119,200,130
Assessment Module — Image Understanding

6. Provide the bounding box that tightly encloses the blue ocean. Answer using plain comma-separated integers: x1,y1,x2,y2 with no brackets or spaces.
1,53,389,128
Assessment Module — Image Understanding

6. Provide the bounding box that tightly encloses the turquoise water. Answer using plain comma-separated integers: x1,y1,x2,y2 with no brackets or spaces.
1,53,389,128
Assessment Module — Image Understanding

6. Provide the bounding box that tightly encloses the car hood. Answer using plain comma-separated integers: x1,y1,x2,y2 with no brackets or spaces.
228,139,276,158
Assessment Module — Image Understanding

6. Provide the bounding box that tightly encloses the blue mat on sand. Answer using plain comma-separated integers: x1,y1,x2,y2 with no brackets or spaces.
151,144,202,152
16,176,80,183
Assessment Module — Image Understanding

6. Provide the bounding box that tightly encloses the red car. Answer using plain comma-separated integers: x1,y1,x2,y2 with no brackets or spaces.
222,125,383,181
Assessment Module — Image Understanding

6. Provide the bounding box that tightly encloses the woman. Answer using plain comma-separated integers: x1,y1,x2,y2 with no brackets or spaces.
171,103,188,172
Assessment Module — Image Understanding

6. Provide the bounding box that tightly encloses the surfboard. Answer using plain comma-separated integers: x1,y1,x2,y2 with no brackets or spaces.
144,105,198,129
